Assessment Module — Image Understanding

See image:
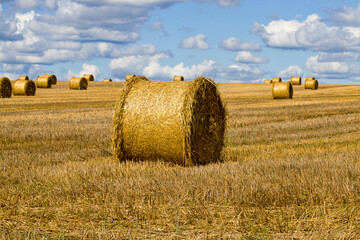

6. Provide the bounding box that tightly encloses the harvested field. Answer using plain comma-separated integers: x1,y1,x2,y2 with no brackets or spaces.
1,81,360,239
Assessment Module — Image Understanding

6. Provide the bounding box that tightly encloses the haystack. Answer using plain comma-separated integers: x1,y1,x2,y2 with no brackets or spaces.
42,74,57,85
104,78,112,82
272,77,282,83
13,79,36,96
69,77,88,90
125,74,136,82
304,79,318,90
0,77,12,98
272,82,293,99
264,80,272,84
290,76,301,85
113,76,226,166
305,77,315,81
18,76,29,80
173,76,184,81
83,74,94,81
36,75,52,88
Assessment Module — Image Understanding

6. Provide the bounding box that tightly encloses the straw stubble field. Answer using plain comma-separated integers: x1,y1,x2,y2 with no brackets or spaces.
0,81,360,239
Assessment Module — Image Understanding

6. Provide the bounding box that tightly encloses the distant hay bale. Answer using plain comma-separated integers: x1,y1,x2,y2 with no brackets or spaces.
264,80,272,84
272,82,293,99
125,74,136,82
18,76,29,80
36,75,52,88
173,76,184,81
272,77,282,83
305,77,315,81
83,74,94,81
290,76,301,85
13,79,36,96
69,77,88,90
104,78,112,82
0,77,12,98
42,74,57,85
113,76,227,166
304,79,318,90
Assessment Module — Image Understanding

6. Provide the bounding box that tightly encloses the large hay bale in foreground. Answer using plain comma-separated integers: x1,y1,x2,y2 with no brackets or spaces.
304,79,318,90
13,79,36,96
125,74,136,82
0,77,12,98
113,76,226,166
83,74,94,81
69,77,88,90
42,74,57,85
264,80,272,84
36,76,52,88
305,77,315,81
272,77,282,83
173,75,184,81
104,78,112,82
290,76,301,85
18,76,29,80
272,82,293,99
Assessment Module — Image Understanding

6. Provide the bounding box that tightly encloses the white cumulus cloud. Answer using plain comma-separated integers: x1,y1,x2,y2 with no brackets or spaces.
252,13,360,52
305,55,349,74
304,54,360,81
151,21,164,31
233,51,268,64
216,0,241,7
109,52,215,80
180,34,209,50
109,50,266,82
328,3,360,27
219,37,261,51
66,63,102,81
15,0,38,9
276,65,303,79
317,52,360,62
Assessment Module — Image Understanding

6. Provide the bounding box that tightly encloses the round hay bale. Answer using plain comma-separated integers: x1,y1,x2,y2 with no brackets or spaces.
113,76,227,166
264,80,272,84
104,78,112,82
304,79,318,90
290,76,301,85
13,79,36,96
42,74,57,85
173,75,184,81
83,74,94,81
69,77,88,90
18,76,29,80
305,77,315,82
36,75,52,88
272,82,293,99
0,77,12,98
272,77,282,83
125,74,136,82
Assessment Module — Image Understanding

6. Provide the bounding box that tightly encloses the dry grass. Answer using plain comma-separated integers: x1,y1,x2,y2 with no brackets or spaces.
1,82,360,239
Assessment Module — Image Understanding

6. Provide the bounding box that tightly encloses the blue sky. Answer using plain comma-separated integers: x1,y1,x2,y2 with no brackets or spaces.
0,0,360,83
